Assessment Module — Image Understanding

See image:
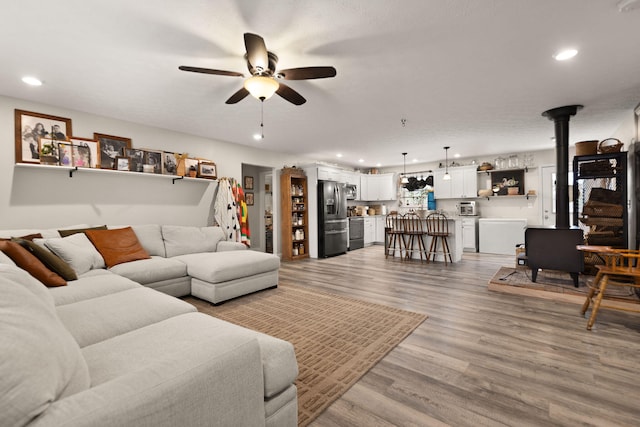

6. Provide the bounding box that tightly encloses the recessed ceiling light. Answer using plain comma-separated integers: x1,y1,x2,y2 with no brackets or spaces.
376,163,381,167
454,153,461,158
336,153,343,158
22,76,42,86
358,159,364,163
412,158,418,163
253,133,262,140
554,49,578,61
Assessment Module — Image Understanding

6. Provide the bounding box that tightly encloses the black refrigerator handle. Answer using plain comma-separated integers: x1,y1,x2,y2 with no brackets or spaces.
336,184,341,217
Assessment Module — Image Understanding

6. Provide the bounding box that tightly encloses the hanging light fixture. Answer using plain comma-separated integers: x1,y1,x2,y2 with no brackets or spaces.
401,152,409,184
244,76,279,101
443,146,451,180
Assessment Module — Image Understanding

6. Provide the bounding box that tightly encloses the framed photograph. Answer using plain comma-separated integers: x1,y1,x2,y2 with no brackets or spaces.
114,156,131,171
125,148,145,172
38,138,60,165
162,151,178,175
69,137,99,168
142,149,163,174
245,192,254,206
184,158,199,177
57,142,74,167
15,109,72,164
94,133,131,169
244,176,254,190
198,162,217,179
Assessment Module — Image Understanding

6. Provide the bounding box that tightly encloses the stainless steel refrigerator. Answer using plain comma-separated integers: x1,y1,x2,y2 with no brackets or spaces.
318,180,348,257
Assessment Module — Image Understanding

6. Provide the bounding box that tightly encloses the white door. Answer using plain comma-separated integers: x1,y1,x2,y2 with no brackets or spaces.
541,165,556,227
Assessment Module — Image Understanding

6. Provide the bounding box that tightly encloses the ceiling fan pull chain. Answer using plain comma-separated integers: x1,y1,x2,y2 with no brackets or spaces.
260,100,265,139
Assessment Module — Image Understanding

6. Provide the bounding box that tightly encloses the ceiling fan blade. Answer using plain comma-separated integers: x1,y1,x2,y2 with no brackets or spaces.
244,33,269,71
276,82,306,105
278,66,337,80
225,87,250,104
178,65,243,77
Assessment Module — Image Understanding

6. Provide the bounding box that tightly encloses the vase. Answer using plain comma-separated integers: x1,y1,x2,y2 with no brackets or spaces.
176,159,186,176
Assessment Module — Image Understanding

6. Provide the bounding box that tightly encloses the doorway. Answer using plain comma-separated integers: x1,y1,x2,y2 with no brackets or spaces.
241,163,277,253
541,165,556,227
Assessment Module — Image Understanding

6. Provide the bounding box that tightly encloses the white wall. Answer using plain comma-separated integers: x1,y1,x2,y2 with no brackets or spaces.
1,95,304,229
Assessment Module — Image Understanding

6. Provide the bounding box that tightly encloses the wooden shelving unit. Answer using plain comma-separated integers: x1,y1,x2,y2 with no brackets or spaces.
280,169,309,261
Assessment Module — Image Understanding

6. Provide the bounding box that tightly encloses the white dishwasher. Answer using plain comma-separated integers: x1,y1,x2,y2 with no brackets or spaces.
478,218,527,255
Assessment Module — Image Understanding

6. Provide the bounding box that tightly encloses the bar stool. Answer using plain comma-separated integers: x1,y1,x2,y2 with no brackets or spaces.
403,212,428,262
426,213,452,263
384,212,404,259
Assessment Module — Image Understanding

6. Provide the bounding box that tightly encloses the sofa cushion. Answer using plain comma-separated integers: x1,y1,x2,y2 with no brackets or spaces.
14,238,78,281
50,273,141,306
0,268,90,427
85,227,151,268
162,225,225,257
0,240,67,287
42,233,106,275
131,224,166,257
174,250,280,284
109,256,187,285
56,287,197,347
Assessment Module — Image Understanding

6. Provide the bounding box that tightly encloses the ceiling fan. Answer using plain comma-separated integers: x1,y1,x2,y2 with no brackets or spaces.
179,33,336,105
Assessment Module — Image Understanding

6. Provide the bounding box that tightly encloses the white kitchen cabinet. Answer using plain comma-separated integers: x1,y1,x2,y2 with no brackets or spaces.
360,173,396,201
317,166,341,181
434,165,477,199
375,216,386,243
461,217,478,252
364,217,376,245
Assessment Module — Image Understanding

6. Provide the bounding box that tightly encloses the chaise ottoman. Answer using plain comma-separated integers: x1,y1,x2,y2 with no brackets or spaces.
173,250,280,304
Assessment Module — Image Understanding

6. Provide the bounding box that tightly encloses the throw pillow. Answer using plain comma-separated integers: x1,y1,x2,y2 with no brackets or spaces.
14,239,78,281
0,241,66,287
85,227,151,268
0,233,42,242
43,233,106,276
58,225,107,237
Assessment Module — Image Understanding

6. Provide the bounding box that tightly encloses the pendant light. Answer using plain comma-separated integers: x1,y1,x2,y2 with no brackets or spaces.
401,152,409,184
443,146,451,180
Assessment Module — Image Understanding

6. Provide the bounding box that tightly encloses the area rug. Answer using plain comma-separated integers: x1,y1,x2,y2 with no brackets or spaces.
488,266,640,312
184,284,427,426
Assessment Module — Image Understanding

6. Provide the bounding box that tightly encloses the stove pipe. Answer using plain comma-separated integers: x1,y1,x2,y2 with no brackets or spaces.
542,105,583,228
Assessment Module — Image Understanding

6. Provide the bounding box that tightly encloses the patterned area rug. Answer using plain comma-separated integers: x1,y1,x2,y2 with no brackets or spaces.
184,284,426,426
488,266,640,310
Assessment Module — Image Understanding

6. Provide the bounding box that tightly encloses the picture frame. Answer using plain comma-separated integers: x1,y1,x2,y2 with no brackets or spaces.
57,142,74,167
244,175,254,190
38,137,60,165
69,137,100,168
198,162,217,179
162,151,178,175
184,158,199,176
114,156,131,171
142,149,163,174
15,109,72,164
94,133,132,169
245,192,254,206
125,148,145,173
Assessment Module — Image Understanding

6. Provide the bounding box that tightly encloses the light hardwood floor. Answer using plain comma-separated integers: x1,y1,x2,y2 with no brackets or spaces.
276,245,640,427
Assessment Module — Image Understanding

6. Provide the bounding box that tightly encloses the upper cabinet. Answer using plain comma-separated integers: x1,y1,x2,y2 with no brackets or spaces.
433,165,478,199
317,166,342,181
360,173,396,201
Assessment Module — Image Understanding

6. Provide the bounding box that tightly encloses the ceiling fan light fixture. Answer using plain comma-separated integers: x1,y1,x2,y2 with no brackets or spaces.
244,75,279,100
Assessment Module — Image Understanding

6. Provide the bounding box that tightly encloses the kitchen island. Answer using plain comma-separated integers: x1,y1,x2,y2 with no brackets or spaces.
387,215,463,262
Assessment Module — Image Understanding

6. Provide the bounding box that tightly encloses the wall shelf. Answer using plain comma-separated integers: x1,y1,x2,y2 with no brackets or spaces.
15,163,215,185
482,194,537,201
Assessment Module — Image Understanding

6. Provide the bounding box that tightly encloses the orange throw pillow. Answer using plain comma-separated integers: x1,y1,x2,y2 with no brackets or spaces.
85,227,150,268
0,241,66,287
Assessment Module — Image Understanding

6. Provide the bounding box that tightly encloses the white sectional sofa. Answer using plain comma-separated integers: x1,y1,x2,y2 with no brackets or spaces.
0,224,297,427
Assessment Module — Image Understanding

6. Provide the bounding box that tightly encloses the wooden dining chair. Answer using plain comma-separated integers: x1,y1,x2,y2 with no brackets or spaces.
580,249,640,330
426,213,452,263
403,212,428,262
384,212,404,259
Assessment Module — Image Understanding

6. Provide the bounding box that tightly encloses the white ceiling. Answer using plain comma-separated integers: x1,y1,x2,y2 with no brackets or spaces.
2,0,640,168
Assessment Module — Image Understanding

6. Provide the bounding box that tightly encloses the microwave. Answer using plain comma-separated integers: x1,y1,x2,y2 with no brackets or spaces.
458,201,477,216
345,184,357,200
